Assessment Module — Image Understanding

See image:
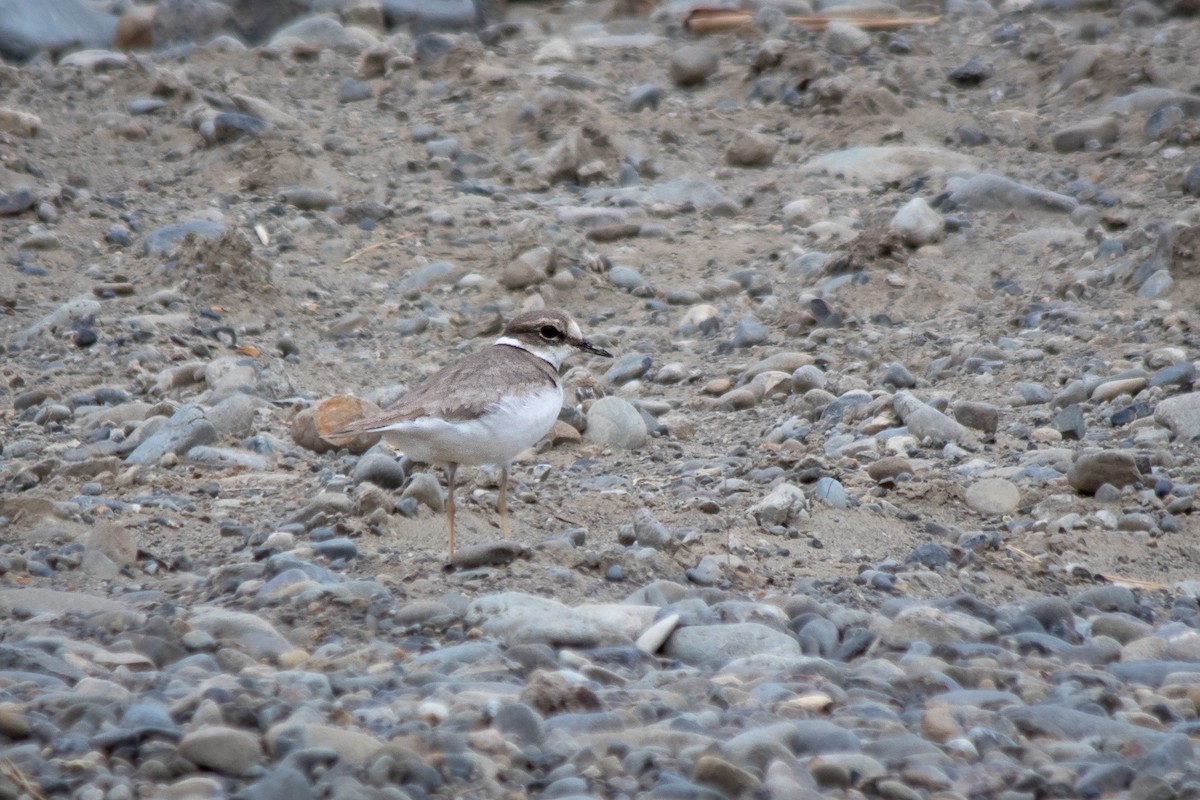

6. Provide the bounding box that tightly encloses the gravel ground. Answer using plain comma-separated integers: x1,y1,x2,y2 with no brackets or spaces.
2,0,1200,797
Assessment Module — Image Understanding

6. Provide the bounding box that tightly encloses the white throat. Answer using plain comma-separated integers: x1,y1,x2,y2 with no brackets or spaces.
494,335,571,370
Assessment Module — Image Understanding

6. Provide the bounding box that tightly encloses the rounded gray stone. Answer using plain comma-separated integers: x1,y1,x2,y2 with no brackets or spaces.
585,396,647,449
965,478,1020,515
179,725,262,776
664,622,800,665
669,45,718,87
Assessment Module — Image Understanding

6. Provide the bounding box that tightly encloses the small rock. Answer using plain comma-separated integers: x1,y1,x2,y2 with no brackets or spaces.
1154,392,1200,441
354,453,406,489
665,622,800,665
143,220,227,257
750,482,807,528
880,362,917,389
954,401,999,434
628,83,662,112
733,316,769,347
1184,163,1200,197
814,477,849,508
402,472,444,511
725,130,779,167
606,353,652,385
693,755,762,796
0,107,40,137
294,395,384,454
586,397,648,449
669,45,718,86
866,456,913,484
947,57,993,86
632,508,672,550
825,21,870,55
451,541,527,569
890,198,944,246
1051,404,1086,440
126,405,217,465
965,478,1020,515
893,391,974,445
1068,451,1142,494
1052,117,1119,153
505,246,554,289
279,186,338,211
178,726,262,776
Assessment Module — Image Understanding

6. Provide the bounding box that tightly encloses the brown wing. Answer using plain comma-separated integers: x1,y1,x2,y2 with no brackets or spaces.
326,346,559,437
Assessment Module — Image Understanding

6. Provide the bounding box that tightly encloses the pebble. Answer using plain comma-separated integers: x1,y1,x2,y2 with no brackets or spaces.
893,391,974,445
732,315,769,347
664,622,801,665
279,186,338,210
178,726,262,776
628,83,662,111
201,112,268,145
143,220,227,256
353,452,407,489
954,400,999,435
126,405,217,465
1051,404,1086,440
402,472,445,511
825,21,871,55
866,456,914,484
1067,451,1143,494
1154,392,1200,440
632,508,672,550
1052,116,1120,152
965,478,1021,515
606,353,652,385
669,45,719,86
3,6,1199,800
585,396,648,449
890,197,944,246
725,130,779,167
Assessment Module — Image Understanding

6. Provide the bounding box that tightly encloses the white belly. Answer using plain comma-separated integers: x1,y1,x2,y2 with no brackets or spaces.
379,386,563,467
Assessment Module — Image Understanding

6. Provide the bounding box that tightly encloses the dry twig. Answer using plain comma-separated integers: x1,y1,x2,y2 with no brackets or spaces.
685,8,940,34
342,233,417,264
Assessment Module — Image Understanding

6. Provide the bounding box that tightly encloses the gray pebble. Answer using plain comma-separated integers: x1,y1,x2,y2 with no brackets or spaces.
669,45,718,87
126,405,217,465
402,472,445,511
606,353,652,385
1051,404,1086,440
279,186,338,211
586,396,648,449
632,508,672,550
665,622,800,665
1067,451,1142,494
814,477,848,508
354,453,407,490
143,220,227,257
608,265,648,291
825,21,871,56
628,84,662,111
733,315,769,348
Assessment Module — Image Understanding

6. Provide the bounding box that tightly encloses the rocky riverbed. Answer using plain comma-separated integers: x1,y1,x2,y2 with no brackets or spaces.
3,0,1200,797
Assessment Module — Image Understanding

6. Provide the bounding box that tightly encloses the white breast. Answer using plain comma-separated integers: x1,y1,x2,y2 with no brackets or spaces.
379,385,563,467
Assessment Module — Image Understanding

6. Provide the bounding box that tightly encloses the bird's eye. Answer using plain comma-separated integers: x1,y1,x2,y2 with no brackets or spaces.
540,325,561,339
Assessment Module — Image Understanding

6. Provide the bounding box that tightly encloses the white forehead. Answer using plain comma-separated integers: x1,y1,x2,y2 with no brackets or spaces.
566,320,583,340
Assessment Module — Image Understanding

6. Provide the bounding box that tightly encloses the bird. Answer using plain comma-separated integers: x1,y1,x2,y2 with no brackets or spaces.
325,309,613,559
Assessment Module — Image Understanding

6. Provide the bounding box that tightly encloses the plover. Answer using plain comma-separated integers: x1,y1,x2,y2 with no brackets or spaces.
327,309,612,558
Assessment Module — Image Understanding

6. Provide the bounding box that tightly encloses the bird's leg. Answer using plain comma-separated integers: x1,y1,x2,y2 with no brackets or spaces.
498,464,510,540
445,463,458,559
